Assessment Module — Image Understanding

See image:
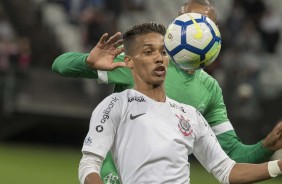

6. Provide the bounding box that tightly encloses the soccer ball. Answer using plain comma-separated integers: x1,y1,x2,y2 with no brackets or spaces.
164,13,221,70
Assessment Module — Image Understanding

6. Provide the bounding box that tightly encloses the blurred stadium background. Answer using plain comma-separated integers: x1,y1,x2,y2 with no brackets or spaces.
0,0,282,183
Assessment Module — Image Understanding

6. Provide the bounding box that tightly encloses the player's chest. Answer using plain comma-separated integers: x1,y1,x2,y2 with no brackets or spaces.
119,101,197,149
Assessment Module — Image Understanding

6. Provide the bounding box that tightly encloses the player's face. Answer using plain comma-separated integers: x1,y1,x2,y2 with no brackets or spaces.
180,3,217,23
126,33,169,87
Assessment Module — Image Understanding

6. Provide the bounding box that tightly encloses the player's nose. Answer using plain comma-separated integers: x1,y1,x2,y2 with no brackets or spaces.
155,52,164,64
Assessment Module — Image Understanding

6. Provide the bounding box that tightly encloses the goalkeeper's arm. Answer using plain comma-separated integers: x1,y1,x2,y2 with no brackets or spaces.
217,130,273,163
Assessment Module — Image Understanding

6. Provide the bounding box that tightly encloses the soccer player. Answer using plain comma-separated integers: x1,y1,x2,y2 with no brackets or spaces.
52,0,282,183
78,22,282,184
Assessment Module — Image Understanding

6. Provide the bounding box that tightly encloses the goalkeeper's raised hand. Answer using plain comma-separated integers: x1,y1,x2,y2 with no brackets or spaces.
86,32,126,70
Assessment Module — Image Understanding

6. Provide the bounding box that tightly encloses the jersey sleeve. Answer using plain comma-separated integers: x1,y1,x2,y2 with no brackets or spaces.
192,110,229,172
82,94,122,158
52,52,98,78
203,77,229,128
216,130,273,163
52,52,134,86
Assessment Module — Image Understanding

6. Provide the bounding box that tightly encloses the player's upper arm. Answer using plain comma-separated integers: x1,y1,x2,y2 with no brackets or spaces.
204,77,229,129
82,93,122,157
193,109,230,172
210,158,236,184
52,52,98,78
79,152,104,184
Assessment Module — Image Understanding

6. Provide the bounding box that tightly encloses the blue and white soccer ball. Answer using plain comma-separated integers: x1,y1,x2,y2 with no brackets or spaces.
164,13,221,70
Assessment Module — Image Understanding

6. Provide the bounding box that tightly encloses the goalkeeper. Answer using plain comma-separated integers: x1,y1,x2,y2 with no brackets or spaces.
52,0,282,183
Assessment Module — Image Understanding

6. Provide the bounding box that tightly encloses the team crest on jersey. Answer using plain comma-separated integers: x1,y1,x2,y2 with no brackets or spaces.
176,114,193,136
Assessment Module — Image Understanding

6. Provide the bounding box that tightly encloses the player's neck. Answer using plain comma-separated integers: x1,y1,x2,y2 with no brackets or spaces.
134,85,166,102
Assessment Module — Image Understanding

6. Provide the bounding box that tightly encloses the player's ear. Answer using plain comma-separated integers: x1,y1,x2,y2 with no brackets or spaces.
124,55,133,69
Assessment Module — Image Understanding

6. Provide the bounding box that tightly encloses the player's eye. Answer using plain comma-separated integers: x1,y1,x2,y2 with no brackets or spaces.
162,50,167,56
144,50,152,55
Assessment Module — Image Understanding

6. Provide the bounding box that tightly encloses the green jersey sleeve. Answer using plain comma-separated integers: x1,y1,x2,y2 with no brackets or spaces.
52,52,134,88
52,52,98,78
198,71,228,127
217,130,273,163
94,54,134,87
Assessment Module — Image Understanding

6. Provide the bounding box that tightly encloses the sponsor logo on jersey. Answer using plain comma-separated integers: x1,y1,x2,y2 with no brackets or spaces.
169,102,186,113
96,97,119,133
96,125,104,132
176,114,193,136
103,173,119,184
100,97,119,124
130,113,146,120
84,137,93,145
128,96,146,102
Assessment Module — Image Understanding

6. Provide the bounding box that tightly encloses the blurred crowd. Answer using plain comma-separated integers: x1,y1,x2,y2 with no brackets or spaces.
0,6,32,76
0,4,32,114
51,0,146,50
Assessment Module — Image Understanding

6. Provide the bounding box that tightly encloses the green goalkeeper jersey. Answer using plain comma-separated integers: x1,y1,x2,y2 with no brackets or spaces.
52,52,273,184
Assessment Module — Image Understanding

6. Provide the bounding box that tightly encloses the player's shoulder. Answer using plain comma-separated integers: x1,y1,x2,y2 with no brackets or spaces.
167,97,197,114
108,89,130,100
110,89,145,102
101,92,123,106
195,69,221,90
118,89,138,96
195,69,215,83
167,97,205,130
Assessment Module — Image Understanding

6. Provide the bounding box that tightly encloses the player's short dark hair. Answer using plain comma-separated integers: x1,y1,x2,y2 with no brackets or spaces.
123,22,166,55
